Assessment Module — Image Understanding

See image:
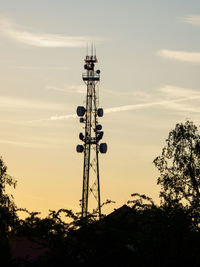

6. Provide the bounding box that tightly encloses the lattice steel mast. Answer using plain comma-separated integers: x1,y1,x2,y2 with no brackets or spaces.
76,50,107,219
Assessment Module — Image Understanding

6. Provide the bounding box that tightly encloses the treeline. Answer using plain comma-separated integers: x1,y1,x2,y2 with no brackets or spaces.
1,120,200,266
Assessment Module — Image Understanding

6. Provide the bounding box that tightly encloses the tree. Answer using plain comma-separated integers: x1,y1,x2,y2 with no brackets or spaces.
0,156,17,264
153,121,200,212
0,156,17,234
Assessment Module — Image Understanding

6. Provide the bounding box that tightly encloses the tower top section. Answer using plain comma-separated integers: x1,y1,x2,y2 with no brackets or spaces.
85,55,98,64
83,54,100,82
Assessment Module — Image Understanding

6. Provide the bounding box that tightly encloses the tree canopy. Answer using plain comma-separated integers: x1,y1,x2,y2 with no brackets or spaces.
0,156,17,233
154,121,200,214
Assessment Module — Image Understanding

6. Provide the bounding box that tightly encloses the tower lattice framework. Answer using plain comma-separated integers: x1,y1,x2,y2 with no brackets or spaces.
76,52,107,219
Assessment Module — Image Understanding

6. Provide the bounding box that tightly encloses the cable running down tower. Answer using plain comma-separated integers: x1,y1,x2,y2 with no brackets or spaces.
76,51,107,219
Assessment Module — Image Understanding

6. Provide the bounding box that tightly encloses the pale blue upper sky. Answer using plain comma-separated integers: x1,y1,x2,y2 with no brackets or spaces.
1,0,200,215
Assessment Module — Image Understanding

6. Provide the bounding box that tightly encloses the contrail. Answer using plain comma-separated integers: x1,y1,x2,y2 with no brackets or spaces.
49,96,200,121
50,114,76,120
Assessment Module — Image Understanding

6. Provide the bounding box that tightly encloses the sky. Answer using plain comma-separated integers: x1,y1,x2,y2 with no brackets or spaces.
1,0,200,216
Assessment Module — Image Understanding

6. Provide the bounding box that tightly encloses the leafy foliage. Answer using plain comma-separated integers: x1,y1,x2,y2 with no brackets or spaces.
0,156,17,216
154,121,200,210
127,193,155,210
0,157,18,264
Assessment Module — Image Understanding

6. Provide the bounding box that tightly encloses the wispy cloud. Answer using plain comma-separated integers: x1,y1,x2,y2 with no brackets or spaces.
163,101,200,113
104,96,200,114
50,114,76,121
0,139,47,148
159,85,200,98
157,49,200,63
0,17,101,47
0,96,64,111
181,15,200,25
102,88,151,100
47,85,200,121
158,85,200,112
16,66,70,71
46,85,85,94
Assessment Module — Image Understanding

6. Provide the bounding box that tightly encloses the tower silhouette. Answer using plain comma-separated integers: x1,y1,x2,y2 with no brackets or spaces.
76,50,107,219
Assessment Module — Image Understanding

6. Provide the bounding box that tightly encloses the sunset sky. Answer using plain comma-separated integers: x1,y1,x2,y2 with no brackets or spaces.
1,0,200,216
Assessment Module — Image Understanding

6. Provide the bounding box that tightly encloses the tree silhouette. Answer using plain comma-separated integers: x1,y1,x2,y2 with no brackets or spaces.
0,156,17,264
153,121,200,225
0,156,17,230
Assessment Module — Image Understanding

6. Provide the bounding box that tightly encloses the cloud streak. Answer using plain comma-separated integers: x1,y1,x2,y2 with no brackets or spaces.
50,114,76,121
0,139,46,148
49,95,200,121
181,15,200,25
159,85,200,98
157,49,200,63
0,17,100,47
0,96,64,111
46,85,85,94
16,66,70,71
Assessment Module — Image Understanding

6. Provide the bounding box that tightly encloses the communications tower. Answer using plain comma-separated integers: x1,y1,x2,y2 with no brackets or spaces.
76,50,107,219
